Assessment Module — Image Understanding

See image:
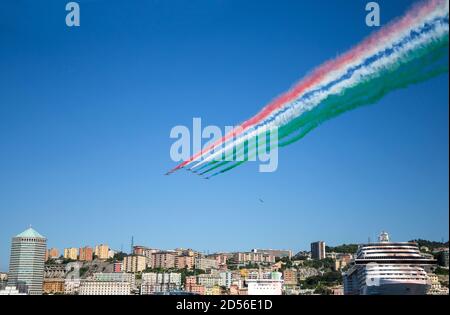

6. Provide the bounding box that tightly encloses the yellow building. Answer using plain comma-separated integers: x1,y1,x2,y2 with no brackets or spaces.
122,255,147,273
64,247,78,260
95,244,109,260
239,269,249,279
204,285,221,295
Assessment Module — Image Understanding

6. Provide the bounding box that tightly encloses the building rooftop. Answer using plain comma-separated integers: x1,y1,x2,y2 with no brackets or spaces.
15,227,45,239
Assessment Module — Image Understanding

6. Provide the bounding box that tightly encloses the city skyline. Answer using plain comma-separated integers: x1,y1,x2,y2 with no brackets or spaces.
1,225,448,272
1,0,448,272
2,227,447,296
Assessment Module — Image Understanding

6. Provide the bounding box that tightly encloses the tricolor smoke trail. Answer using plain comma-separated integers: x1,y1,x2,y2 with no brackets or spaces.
168,0,449,178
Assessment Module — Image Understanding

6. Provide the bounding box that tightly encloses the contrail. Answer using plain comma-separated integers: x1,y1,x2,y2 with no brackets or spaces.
168,0,449,178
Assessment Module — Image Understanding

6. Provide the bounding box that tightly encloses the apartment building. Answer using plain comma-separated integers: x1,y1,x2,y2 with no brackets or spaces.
79,246,93,262
79,281,131,295
141,272,181,294
94,244,109,260
152,251,176,269
46,248,60,261
251,249,293,259
233,252,276,265
175,255,195,270
194,257,218,271
283,268,298,286
122,255,148,273
197,274,221,287
63,248,78,260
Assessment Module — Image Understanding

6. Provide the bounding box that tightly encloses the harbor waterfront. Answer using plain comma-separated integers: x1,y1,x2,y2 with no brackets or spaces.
0,228,448,296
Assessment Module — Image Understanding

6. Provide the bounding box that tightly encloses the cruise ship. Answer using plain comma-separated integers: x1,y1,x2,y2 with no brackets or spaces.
343,232,436,295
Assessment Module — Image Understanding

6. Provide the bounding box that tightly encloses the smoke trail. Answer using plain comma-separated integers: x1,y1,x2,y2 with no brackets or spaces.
168,0,449,178
199,32,449,177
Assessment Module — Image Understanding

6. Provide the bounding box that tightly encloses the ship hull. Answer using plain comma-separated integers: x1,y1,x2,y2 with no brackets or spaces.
361,280,429,295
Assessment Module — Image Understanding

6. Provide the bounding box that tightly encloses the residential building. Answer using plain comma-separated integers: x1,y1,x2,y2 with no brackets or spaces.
94,244,109,260
122,255,148,273
175,255,194,270
233,252,276,265
184,276,203,295
43,279,65,294
186,283,205,295
93,272,134,282
311,241,326,260
219,271,233,288
92,272,135,289
141,272,182,294
283,268,298,286
197,274,221,287
333,254,353,271
207,253,228,267
79,246,93,262
113,261,123,273
133,246,159,260
64,247,78,260
7,227,47,295
64,279,81,295
195,257,218,271
152,251,176,269
46,248,59,261
205,286,221,295
246,272,283,295
230,284,247,295
79,281,131,295
326,252,338,260
251,249,292,259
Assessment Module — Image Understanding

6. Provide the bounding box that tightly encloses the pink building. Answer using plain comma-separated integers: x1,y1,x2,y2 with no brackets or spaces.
113,261,123,273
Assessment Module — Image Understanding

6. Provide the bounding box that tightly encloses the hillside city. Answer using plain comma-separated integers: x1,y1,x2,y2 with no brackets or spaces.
0,228,448,295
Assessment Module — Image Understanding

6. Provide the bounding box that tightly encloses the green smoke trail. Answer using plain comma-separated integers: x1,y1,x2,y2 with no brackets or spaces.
201,33,448,177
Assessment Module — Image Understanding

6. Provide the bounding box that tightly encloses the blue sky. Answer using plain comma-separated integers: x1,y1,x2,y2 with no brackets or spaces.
0,0,448,270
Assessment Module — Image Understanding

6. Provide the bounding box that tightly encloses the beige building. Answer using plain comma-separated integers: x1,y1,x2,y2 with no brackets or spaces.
233,252,276,264
94,244,109,260
197,274,222,287
152,251,176,269
79,281,131,295
283,268,298,286
207,254,228,266
427,273,448,295
195,257,218,270
205,286,221,295
175,255,195,270
122,255,148,273
64,247,78,260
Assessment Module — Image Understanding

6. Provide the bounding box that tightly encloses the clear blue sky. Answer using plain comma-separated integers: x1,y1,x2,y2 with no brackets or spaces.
0,0,448,270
